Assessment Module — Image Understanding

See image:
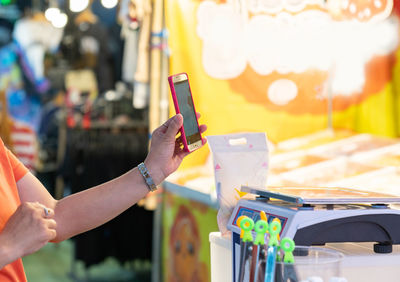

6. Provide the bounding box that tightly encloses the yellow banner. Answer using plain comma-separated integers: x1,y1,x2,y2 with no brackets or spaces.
165,0,399,169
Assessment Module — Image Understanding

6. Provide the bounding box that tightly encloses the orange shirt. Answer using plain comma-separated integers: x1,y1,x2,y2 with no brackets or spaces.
0,138,29,282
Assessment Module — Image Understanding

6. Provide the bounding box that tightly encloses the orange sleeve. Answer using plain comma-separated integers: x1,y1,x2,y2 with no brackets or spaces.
6,148,29,182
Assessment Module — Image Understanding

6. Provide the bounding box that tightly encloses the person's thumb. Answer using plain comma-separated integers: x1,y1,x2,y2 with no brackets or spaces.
165,114,183,139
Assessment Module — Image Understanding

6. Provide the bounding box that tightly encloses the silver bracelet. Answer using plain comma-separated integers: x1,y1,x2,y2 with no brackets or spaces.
138,162,157,192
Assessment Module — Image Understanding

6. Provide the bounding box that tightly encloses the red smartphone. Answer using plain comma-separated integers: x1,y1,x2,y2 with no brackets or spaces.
168,73,203,152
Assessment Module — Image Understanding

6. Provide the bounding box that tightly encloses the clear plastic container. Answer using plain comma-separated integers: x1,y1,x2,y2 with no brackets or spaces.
255,246,345,282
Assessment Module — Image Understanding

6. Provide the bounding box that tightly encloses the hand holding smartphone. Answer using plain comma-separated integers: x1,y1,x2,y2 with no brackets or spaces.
168,73,203,152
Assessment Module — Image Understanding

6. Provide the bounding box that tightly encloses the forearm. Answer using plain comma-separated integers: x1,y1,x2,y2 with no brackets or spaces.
0,241,12,269
15,114,197,244
53,166,151,242
0,234,19,269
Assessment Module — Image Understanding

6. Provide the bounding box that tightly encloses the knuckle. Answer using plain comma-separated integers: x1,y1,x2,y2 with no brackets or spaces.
48,230,57,240
49,219,57,229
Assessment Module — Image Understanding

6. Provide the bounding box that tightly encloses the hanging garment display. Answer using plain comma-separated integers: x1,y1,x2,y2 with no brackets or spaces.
0,89,37,171
120,0,140,83
61,127,152,267
0,42,43,130
132,0,152,109
10,120,37,171
12,14,63,88
60,9,113,93
0,13,63,131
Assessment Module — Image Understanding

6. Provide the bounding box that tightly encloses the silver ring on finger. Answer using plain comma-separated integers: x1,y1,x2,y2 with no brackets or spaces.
44,207,50,217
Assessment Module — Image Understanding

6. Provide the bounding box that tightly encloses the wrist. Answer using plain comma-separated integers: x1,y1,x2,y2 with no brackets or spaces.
143,159,165,186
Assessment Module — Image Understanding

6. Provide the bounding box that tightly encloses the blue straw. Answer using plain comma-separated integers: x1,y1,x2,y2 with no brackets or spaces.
264,245,277,282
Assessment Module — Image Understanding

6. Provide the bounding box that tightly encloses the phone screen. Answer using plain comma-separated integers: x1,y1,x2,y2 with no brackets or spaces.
174,79,201,144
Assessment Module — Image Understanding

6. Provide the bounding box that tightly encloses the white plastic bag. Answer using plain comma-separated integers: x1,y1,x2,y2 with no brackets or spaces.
208,133,269,235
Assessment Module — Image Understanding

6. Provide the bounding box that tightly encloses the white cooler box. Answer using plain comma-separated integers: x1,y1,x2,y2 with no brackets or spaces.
209,232,232,282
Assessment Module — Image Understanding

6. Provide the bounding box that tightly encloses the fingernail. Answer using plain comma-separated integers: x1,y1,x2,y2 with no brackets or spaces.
175,114,183,123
